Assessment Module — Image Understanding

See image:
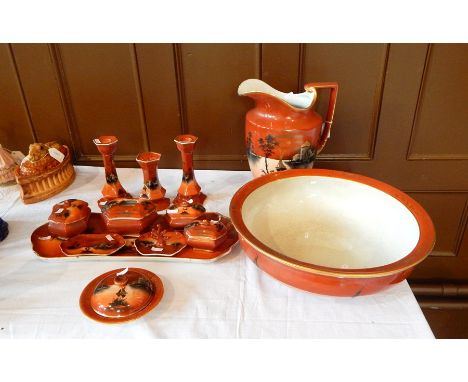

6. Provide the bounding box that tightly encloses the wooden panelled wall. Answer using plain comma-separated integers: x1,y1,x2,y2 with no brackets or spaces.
1,43,468,292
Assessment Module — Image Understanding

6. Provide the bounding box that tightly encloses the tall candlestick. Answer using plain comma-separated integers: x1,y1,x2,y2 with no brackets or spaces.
136,151,170,210
93,136,131,199
173,134,206,206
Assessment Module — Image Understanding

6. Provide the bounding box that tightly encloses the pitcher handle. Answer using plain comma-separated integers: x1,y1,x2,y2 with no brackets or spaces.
304,82,338,154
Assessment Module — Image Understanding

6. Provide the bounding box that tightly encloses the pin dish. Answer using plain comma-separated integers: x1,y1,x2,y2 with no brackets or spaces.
60,233,126,256
135,224,187,256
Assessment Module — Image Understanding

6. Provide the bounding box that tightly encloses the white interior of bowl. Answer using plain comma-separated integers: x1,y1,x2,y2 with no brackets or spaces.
241,176,420,269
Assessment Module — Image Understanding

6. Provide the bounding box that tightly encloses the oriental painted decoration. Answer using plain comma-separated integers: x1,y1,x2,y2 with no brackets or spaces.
88,267,156,319
98,198,159,235
93,136,131,199
173,134,206,206
136,152,170,210
184,218,228,251
60,233,126,256
48,199,91,238
238,79,338,178
30,132,240,263
135,225,187,256
246,132,317,176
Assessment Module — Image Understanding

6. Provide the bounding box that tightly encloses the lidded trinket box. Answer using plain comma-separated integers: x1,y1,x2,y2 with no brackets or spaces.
98,197,159,235
48,199,91,238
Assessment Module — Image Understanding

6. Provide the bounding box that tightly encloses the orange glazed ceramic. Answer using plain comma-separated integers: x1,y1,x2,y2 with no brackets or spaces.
99,198,158,235
60,233,126,256
93,136,131,199
173,134,206,206
184,218,228,251
135,225,187,257
229,169,436,297
238,79,338,178
136,152,167,201
165,202,206,228
80,267,164,324
48,199,91,238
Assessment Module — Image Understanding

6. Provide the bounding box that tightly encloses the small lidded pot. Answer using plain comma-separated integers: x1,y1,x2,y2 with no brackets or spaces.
184,214,228,251
165,202,206,229
48,199,91,238
90,268,154,318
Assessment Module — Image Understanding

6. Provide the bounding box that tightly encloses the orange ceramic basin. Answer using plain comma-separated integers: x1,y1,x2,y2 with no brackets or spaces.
229,169,435,297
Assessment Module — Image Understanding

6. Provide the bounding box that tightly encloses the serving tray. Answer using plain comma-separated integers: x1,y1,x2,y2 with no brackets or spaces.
31,213,238,263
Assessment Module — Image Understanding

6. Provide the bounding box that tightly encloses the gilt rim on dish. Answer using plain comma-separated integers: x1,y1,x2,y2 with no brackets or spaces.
229,169,436,278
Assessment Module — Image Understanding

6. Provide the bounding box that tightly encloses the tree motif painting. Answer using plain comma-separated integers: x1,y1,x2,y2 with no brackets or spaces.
257,134,279,174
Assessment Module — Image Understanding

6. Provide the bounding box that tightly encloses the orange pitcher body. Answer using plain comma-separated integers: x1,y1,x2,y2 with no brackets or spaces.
238,79,338,178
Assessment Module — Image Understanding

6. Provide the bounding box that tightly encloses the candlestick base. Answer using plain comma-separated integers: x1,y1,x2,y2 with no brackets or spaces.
173,192,206,207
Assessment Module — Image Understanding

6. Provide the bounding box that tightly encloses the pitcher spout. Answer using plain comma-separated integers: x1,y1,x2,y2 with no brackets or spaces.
238,79,316,110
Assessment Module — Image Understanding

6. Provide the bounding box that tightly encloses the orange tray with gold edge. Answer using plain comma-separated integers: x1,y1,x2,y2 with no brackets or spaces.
31,212,238,263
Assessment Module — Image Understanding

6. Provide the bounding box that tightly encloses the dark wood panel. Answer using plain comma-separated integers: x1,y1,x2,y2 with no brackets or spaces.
261,43,300,92
408,44,468,160
409,192,468,280
347,43,468,192
10,44,73,152
135,44,181,168
301,43,388,159
410,201,468,281
179,43,260,168
420,307,468,338
0,44,35,153
407,192,467,257
57,43,148,159
458,219,468,260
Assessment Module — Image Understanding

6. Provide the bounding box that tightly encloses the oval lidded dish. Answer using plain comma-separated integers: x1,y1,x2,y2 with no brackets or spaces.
48,199,91,238
229,169,435,297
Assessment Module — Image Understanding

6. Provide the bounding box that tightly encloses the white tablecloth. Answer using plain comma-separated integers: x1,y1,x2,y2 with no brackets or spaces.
0,166,434,338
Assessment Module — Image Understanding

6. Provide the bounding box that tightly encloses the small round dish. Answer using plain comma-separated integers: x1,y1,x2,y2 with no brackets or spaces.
79,267,164,324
